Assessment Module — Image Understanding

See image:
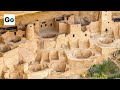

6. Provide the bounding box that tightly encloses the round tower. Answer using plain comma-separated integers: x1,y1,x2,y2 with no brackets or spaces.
26,24,35,40
34,20,40,34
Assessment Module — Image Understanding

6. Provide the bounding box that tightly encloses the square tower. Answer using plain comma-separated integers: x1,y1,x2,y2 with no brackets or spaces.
68,24,81,38
100,11,112,36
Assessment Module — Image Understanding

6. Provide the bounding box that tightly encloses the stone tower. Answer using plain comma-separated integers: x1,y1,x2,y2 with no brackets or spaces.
34,20,40,34
100,11,113,36
26,24,35,40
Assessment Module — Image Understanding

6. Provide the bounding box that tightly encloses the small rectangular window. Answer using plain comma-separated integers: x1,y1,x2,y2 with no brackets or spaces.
73,34,75,37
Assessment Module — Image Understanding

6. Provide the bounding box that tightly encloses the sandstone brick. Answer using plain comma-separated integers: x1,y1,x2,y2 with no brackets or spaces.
19,47,35,63
24,69,51,79
3,48,19,69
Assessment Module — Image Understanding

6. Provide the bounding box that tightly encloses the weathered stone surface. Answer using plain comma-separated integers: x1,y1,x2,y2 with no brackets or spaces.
49,60,67,72
3,48,19,69
43,40,56,49
24,69,51,79
19,47,35,63
0,57,4,78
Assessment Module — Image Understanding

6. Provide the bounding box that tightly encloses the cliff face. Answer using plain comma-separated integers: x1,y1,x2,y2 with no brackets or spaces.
79,11,120,19
0,11,120,27
79,11,100,21
0,11,79,27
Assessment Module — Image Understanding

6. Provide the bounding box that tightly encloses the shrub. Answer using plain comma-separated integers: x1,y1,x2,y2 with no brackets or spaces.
92,73,108,79
108,71,120,79
88,60,120,79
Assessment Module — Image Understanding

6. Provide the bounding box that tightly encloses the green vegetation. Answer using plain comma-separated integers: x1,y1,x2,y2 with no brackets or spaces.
117,50,120,55
108,72,120,79
90,73,108,79
114,50,120,61
88,60,120,79
117,58,120,61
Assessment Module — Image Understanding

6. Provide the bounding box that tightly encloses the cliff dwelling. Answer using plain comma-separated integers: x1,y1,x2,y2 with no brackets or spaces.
0,11,120,79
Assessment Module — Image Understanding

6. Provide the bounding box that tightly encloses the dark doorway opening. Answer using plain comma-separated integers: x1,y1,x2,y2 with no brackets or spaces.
73,34,75,37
